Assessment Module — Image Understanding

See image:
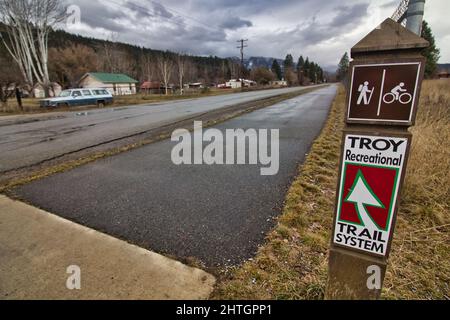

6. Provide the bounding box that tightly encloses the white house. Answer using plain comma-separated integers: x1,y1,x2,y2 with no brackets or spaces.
78,73,138,96
32,82,62,98
270,80,288,87
225,79,257,89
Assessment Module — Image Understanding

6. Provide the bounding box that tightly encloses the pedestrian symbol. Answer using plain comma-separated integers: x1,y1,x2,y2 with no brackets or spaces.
357,82,375,105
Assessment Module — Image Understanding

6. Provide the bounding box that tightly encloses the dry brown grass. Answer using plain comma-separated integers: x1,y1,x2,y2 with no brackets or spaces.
213,79,449,300
383,79,450,299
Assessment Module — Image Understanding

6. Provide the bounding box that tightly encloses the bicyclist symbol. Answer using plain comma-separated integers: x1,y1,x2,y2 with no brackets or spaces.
383,82,413,105
348,61,423,124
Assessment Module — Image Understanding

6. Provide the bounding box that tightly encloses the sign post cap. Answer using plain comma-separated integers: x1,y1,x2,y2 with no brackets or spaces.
351,18,429,56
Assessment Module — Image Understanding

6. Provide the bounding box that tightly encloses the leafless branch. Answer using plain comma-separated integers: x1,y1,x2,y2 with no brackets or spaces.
0,0,66,96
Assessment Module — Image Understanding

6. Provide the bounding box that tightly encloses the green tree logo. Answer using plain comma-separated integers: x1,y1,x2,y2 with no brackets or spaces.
345,170,385,230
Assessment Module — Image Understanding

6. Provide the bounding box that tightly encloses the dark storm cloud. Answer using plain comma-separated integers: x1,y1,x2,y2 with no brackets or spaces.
190,0,294,13
152,2,174,19
329,3,370,28
380,0,399,9
220,17,253,30
262,3,369,47
123,1,153,19
64,0,449,65
72,0,128,32
66,0,371,62
122,1,173,20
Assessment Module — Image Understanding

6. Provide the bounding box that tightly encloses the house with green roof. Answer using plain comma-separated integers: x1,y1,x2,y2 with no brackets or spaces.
78,73,139,96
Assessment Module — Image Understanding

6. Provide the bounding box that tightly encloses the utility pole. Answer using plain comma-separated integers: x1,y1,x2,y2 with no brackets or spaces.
237,39,248,90
406,0,426,35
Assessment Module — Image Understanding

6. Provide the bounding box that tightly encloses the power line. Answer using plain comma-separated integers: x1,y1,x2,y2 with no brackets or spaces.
106,0,222,33
147,0,222,32
106,0,187,30
236,39,248,87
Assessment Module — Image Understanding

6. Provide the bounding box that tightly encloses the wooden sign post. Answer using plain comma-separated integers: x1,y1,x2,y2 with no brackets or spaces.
326,18,429,300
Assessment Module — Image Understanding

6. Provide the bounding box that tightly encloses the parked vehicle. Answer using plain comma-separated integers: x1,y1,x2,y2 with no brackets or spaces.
40,88,113,108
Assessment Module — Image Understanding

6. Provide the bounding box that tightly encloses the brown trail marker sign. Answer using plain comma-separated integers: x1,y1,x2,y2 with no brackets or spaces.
333,132,411,258
348,60,425,126
326,19,429,300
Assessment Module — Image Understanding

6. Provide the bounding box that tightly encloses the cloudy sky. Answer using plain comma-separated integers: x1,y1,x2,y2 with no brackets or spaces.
64,0,450,69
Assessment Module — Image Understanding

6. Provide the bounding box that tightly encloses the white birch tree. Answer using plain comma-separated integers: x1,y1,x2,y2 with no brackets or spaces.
176,54,188,95
157,54,173,96
0,0,66,96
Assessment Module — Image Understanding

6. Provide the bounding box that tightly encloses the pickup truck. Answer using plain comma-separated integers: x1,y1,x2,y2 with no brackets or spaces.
40,88,114,108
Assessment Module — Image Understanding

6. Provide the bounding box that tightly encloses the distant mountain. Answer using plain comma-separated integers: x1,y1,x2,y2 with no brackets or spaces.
322,64,339,73
244,57,285,70
241,56,336,74
438,64,450,72
228,56,286,70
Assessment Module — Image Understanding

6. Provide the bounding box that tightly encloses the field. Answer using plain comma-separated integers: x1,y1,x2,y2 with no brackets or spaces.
213,79,450,300
384,79,449,299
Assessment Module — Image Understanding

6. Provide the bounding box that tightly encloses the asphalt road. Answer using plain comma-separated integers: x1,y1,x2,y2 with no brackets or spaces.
0,87,308,172
15,85,338,267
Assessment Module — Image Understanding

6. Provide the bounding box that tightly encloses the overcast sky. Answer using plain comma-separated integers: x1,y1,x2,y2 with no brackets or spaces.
64,0,450,69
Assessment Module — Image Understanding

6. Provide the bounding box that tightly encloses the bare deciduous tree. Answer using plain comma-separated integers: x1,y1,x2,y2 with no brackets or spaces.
228,59,240,79
176,54,188,95
0,0,66,97
140,51,156,83
0,34,22,110
157,54,173,96
49,43,100,88
102,32,121,74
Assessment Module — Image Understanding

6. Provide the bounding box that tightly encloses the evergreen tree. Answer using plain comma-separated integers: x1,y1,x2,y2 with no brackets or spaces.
304,57,310,79
421,20,440,78
318,67,324,83
316,63,320,82
337,52,350,82
284,54,294,71
297,56,305,71
297,56,305,84
310,62,318,83
271,60,282,80
314,63,319,83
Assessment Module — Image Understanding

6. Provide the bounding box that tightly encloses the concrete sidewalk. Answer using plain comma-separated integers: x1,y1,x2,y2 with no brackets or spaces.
0,195,215,300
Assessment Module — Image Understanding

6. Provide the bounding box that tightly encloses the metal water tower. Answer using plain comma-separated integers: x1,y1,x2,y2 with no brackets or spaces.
406,0,426,35
392,0,426,35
